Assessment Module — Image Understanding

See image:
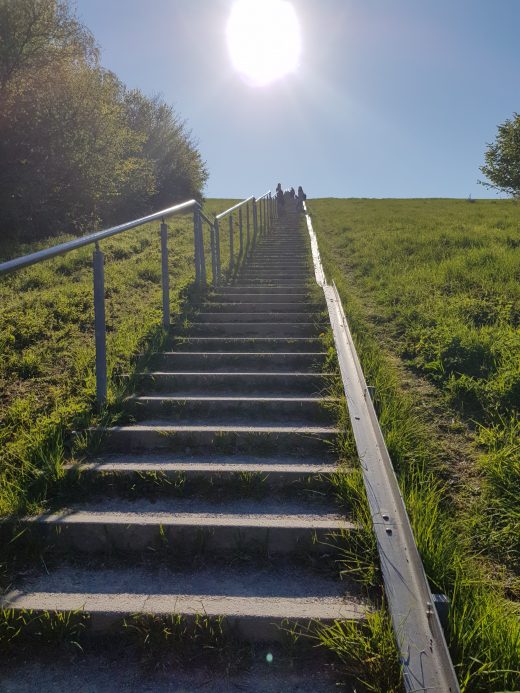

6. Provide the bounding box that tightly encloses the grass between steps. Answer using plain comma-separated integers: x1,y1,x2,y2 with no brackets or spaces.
308,202,520,693
0,607,347,686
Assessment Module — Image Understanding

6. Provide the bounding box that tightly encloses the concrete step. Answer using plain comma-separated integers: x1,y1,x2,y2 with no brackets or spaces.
201,302,322,313
247,263,308,268
208,292,311,303
95,423,338,455
232,282,310,289
146,351,327,370
194,312,322,324
65,452,339,485
245,268,307,273
185,322,320,337
16,497,351,555
0,564,367,640
168,337,324,353
251,256,307,261
126,395,337,424
214,286,310,295
236,276,308,283
132,371,333,394
241,269,308,276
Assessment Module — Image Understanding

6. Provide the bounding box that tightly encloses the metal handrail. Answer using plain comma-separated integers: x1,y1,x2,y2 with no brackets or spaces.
0,189,277,406
199,209,214,226
212,191,275,281
0,198,208,406
215,196,254,221
0,199,198,275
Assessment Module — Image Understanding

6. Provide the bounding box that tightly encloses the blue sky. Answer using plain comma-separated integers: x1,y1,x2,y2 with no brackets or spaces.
75,0,520,199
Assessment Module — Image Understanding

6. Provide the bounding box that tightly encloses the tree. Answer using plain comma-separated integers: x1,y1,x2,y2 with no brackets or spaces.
0,0,208,242
0,62,155,237
0,0,97,89
123,90,208,212
480,113,520,197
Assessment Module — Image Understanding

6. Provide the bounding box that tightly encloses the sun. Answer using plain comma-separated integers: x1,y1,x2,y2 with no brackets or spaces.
226,0,302,87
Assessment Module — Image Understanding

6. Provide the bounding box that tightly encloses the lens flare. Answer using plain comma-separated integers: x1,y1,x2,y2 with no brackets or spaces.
226,0,302,87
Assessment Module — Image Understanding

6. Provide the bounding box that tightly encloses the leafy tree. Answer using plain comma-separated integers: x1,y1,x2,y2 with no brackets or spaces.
480,113,520,197
0,62,154,237
0,0,208,243
0,0,97,89
123,90,208,212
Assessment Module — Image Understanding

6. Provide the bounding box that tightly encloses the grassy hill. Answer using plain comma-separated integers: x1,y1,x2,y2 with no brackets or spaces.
309,197,519,690
1,197,518,690
309,197,519,574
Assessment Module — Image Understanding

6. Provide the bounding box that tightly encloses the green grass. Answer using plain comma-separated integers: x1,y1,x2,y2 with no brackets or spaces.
317,610,403,693
308,198,520,692
0,199,243,519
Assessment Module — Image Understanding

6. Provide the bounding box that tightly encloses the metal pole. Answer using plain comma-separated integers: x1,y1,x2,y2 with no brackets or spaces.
246,203,250,252
238,207,243,258
214,217,221,281
210,223,217,287
252,198,258,248
229,214,234,273
259,198,263,235
198,212,206,286
93,242,107,407
193,209,201,285
160,221,169,328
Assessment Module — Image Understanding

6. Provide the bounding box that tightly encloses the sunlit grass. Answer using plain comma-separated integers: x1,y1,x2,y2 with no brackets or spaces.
0,201,241,518
309,199,520,692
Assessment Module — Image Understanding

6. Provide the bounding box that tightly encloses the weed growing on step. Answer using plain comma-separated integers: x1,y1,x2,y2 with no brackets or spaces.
309,201,520,691
0,608,89,653
329,472,380,588
123,613,250,672
317,609,403,693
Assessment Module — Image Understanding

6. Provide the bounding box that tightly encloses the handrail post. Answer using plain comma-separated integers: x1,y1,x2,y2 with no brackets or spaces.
93,242,107,407
198,212,206,286
259,197,263,235
246,203,250,254
229,214,234,274
214,217,221,282
193,208,201,285
160,220,170,329
210,222,217,288
238,207,243,259
252,198,258,248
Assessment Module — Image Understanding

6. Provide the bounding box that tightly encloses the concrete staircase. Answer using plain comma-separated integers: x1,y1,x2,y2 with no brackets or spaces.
2,208,368,674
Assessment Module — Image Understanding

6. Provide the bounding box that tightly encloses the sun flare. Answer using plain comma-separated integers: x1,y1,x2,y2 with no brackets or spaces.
226,0,302,87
